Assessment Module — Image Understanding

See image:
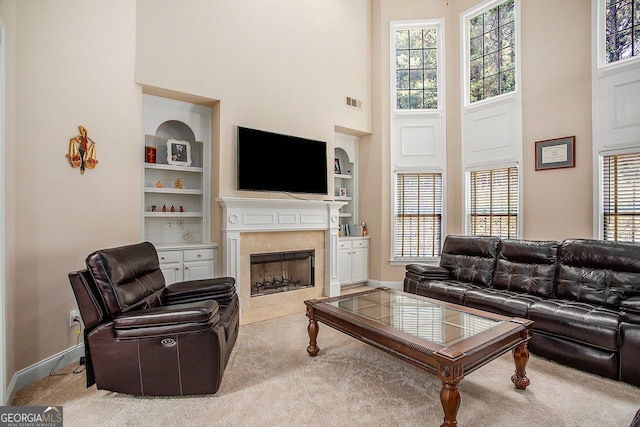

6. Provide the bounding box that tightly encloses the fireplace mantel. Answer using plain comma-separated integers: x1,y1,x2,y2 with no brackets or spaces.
217,197,346,314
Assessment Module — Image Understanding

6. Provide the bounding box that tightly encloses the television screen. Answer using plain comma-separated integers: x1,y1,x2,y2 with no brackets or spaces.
237,126,328,195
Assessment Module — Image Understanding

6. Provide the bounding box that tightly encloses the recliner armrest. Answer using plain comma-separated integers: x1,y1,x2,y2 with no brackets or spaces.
405,264,450,280
621,296,640,323
164,277,237,305
113,300,219,339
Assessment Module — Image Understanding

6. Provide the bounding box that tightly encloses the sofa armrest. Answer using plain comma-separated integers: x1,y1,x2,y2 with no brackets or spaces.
621,296,640,323
113,300,219,338
164,277,236,305
406,264,450,280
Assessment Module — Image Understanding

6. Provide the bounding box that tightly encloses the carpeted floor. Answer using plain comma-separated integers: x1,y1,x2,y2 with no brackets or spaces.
13,312,640,427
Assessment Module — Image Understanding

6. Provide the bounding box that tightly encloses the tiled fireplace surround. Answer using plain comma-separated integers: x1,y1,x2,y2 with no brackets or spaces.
218,198,344,324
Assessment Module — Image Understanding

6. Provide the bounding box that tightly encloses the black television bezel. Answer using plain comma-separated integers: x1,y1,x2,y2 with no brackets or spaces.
237,126,328,195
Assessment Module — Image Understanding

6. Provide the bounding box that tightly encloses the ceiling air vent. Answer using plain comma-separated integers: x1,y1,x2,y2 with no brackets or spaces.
346,96,362,109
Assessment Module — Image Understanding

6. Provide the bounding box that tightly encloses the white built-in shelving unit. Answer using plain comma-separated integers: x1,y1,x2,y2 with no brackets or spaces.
142,94,217,283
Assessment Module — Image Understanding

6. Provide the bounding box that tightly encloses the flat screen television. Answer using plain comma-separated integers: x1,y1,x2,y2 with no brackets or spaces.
237,126,328,195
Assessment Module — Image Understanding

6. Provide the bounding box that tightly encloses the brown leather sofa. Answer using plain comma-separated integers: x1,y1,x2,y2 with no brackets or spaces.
68,241,239,396
404,235,640,387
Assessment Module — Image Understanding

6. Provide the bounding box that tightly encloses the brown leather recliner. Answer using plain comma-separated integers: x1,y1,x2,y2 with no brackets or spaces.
68,241,239,396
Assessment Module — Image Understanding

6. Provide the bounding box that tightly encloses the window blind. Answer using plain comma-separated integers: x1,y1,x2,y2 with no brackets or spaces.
468,166,518,238
394,173,442,258
603,152,640,242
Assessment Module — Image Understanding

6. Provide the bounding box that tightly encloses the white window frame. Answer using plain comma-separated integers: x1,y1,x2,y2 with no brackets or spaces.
391,167,446,265
595,0,640,71
391,19,445,117
592,0,640,238
461,0,521,109
390,19,447,265
596,147,640,240
464,161,522,238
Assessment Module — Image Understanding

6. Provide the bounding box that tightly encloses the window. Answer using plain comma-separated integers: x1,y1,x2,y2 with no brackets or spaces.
467,166,519,238
394,25,439,110
603,152,640,242
605,0,640,64
468,0,516,103
394,173,442,259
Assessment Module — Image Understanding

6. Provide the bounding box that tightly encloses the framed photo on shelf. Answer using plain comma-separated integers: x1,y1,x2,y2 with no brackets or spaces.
167,139,192,166
334,158,341,174
535,136,575,171
339,188,347,197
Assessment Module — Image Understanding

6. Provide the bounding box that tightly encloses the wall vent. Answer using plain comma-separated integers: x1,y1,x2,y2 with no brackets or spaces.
346,96,362,109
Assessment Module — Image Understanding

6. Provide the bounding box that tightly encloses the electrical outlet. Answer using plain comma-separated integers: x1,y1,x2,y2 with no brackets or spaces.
69,309,80,327
166,220,174,230
176,220,184,230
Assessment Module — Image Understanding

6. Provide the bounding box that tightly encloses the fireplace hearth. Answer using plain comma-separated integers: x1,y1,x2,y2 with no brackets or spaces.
250,249,315,297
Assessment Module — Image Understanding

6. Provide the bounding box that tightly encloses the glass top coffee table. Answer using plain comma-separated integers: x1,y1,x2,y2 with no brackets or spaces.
304,287,533,427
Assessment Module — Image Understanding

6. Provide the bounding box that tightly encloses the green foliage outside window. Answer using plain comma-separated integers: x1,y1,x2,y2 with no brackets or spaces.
395,28,438,110
469,0,516,103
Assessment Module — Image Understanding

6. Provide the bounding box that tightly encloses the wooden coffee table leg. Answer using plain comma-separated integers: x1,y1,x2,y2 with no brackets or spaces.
306,318,320,356
511,342,530,390
440,381,460,427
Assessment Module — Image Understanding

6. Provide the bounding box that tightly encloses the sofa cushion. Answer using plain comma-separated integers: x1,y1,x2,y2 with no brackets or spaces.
439,235,500,287
493,239,559,298
528,299,620,351
557,239,640,308
463,288,546,318
411,280,485,305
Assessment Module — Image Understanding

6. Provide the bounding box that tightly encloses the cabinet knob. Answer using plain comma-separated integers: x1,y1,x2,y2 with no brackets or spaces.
161,257,165,260
197,254,202,257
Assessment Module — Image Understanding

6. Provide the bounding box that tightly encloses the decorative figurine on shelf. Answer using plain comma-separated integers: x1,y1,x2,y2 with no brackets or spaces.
156,180,163,188
151,205,157,212
170,205,176,212
66,125,98,175
361,221,368,237
162,205,167,212
174,178,183,189
179,206,184,212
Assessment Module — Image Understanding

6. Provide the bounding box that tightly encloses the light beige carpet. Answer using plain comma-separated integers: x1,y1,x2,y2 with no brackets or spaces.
13,312,640,427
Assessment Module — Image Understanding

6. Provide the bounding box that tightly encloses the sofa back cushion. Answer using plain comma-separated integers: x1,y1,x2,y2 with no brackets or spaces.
86,242,166,317
493,239,559,297
557,239,640,308
440,235,500,287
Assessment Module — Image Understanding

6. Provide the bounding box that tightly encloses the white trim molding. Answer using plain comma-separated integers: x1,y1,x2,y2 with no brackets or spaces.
6,343,85,405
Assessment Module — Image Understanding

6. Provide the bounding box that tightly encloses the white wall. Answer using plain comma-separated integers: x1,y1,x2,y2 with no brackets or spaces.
135,0,373,197
4,0,141,381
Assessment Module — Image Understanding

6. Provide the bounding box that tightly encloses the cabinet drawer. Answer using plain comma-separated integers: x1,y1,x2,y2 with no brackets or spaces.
157,251,181,263
352,239,369,249
338,240,352,250
184,249,214,262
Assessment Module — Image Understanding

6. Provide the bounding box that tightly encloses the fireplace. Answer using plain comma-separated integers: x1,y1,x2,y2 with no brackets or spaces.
250,250,315,296
218,197,346,324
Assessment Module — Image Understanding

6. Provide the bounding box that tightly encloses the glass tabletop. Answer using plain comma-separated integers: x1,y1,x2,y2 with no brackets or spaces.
328,290,503,347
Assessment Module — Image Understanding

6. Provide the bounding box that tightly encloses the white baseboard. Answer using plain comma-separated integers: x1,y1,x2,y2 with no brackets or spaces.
366,279,403,290
5,343,85,405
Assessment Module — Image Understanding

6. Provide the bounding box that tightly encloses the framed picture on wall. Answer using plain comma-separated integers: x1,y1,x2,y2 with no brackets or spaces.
334,158,341,174
535,136,575,171
167,139,192,166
